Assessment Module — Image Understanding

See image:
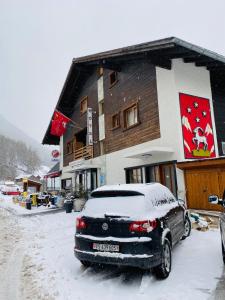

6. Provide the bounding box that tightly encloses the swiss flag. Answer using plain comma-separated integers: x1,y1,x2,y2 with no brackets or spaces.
179,93,215,159
50,110,71,137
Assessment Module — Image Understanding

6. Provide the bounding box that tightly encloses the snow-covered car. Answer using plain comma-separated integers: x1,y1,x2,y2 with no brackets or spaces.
74,183,191,279
208,194,225,264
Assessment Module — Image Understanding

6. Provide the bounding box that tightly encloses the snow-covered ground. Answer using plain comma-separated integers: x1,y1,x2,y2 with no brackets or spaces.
0,195,224,300
0,195,60,216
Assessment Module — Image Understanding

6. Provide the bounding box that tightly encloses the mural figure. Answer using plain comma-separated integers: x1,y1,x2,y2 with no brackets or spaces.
192,127,208,151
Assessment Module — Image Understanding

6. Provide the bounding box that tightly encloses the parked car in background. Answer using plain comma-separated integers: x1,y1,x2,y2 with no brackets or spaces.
209,194,225,263
74,183,191,279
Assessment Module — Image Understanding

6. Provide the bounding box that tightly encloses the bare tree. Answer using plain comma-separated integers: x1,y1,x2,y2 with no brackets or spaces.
0,135,41,180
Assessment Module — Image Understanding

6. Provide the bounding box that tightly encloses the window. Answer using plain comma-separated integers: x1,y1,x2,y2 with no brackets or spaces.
61,178,72,190
145,163,177,196
145,166,160,183
112,113,120,129
124,103,138,129
66,141,73,154
126,167,143,183
109,71,118,87
80,96,88,114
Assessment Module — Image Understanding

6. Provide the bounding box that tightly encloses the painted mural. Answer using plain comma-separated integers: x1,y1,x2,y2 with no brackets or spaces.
179,93,216,159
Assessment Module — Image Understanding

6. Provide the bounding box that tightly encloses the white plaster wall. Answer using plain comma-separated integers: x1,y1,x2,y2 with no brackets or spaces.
173,59,218,157
99,114,105,140
156,59,219,161
59,136,64,170
104,139,176,185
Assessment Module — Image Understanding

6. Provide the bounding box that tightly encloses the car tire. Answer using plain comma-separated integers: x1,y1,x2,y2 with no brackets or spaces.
182,216,191,240
80,260,91,267
154,238,171,279
221,241,225,265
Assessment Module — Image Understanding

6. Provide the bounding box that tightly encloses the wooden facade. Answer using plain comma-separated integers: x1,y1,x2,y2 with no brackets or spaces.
63,59,160,167
63,69,100,167
104,61,160,154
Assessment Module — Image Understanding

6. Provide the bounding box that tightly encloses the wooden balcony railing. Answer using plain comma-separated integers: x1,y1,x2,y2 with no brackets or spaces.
73,145,93,161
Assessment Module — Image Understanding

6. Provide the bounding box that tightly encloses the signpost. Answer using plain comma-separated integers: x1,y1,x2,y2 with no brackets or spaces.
87,107,93,146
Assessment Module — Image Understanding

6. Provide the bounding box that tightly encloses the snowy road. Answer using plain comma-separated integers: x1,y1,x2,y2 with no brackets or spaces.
0,200,224,300
0,209,24,300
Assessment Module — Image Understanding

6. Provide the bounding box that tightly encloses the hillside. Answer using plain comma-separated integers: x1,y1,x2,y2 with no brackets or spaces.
0,115,55,166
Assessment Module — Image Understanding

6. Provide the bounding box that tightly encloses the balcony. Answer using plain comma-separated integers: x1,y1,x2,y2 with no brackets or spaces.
73,145,93,161
64,145,94,167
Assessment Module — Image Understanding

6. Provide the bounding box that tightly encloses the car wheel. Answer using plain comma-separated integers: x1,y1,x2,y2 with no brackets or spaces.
182,216,191,240
221,241,225,265
154,238,171,279
80,260,91,267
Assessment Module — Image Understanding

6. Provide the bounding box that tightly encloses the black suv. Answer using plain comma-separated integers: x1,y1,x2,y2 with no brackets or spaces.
209,194,225,263
74,183,191,279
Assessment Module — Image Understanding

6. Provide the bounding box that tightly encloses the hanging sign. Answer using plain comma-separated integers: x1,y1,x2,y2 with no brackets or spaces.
179,93,216,159
51,149,60,162
87,107,93,146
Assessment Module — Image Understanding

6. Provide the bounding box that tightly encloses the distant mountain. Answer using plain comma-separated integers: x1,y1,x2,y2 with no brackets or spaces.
0,115,56,166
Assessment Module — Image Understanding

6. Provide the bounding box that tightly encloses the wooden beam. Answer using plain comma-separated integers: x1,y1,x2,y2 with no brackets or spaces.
196,61,224,67
183,55,202,63
148,55,172,70
177,157,225,170
207,66,225,71
101,60,122,72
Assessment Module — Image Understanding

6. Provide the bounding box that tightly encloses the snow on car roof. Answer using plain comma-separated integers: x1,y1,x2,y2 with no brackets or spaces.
83,183,177,220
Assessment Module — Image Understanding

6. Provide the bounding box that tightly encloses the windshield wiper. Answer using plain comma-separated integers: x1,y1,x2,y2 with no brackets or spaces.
104,214,129,219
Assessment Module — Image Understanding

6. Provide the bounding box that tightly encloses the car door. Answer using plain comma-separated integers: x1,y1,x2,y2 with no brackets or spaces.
163,204,177,247
173,202,185,241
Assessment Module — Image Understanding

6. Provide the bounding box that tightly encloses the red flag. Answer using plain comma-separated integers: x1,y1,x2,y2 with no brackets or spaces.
50,110,71,136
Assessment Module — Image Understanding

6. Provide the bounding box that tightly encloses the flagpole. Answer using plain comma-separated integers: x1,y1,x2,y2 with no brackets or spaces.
55,109,82,129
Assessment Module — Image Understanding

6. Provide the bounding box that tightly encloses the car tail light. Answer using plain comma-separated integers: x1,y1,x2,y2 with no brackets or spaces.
76,217,87,230
129,220,157,233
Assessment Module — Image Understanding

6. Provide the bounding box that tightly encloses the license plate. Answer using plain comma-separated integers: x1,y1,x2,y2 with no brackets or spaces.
93,243,119,252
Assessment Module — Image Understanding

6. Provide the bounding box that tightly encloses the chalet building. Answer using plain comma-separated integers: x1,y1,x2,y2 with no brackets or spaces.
43,37,225,211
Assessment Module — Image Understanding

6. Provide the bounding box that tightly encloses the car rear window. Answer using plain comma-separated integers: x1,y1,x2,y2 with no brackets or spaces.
91,190,144,198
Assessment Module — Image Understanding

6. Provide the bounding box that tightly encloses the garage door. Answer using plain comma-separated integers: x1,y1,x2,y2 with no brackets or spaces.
185,169,223,211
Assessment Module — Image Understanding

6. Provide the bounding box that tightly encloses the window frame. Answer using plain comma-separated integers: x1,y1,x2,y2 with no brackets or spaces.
109,71,118,88
123,102,139,129
80,96,88,114
126,167,143,184
111,113,120,130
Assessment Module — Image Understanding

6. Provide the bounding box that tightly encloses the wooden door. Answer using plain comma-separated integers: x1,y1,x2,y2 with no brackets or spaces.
185,169,222,211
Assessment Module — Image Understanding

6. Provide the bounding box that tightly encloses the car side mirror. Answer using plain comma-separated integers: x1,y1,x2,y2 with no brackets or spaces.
208,195,223,205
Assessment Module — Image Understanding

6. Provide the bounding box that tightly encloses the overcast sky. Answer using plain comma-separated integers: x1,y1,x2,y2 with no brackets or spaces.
1,0,225,143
